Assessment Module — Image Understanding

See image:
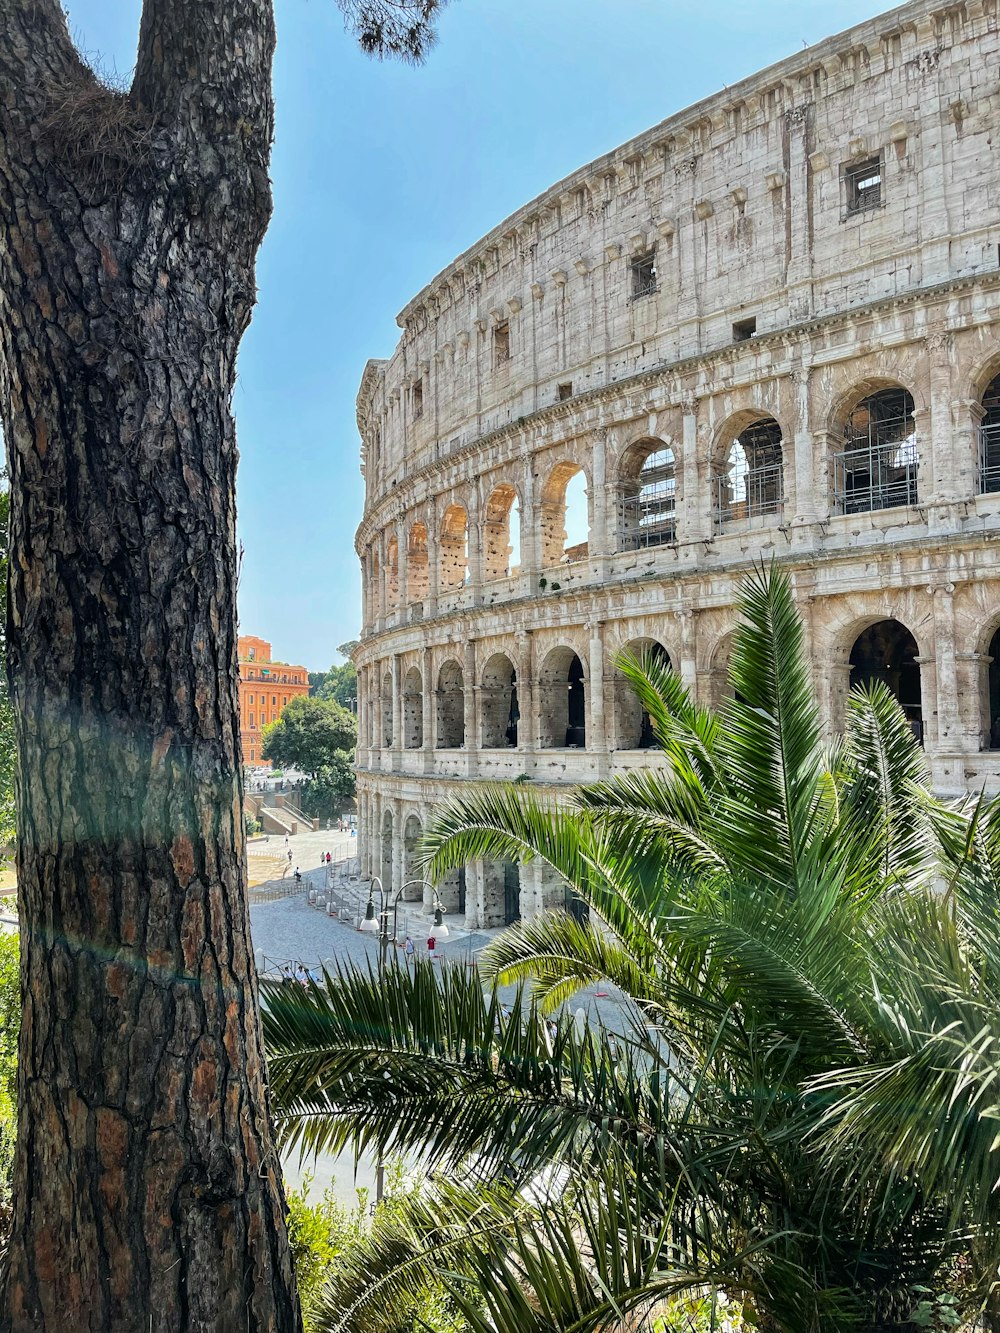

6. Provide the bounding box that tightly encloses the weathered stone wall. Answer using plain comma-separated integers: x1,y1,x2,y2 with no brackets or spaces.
354,0,1000,928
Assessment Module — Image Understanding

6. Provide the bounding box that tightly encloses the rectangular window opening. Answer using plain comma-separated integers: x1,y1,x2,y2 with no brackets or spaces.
493,321,510,368
557,382,573,401
412,379,424,419
844,156,883,216
630,251,657,300
733,316,757,342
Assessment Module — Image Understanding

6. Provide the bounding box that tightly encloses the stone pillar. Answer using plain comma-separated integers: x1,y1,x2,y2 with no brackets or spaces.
425,507,440,617
463,639,478,776
391,796,404,898
368,789,380,882
674,157,699,352
397,517,409,620
421,646,434,772
679,609,697,697
590,431,609,575
467,494,483,605
926,333,958,533
517,630,535,754
785,105,812,313
790,363,817,527
931,582,962,793
679,395,706,548
391,654,402,771
377,531,388,632
519,458,538,589
588,621,607,775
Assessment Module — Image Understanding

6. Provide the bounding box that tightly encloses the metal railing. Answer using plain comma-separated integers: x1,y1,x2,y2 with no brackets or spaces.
713,464,784,528
617,495,676,550
980,422,1000,494
833,441,918,513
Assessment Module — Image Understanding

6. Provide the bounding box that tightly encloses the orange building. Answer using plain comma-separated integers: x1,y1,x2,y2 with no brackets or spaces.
238,635,310,766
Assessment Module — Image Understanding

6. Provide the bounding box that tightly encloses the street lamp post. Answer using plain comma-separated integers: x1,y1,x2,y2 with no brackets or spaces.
358,875,450,1200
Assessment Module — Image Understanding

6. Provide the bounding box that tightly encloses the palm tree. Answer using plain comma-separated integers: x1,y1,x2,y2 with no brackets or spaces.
263,563,996,1332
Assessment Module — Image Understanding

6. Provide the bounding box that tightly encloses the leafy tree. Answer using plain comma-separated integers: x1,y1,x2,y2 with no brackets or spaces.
263,565,996,1333
263,697,356,779
300,758,357,820
310,642,359,710
0,0,445,1326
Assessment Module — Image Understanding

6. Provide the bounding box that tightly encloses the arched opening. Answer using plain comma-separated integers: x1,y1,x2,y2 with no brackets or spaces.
834,386,917,513
540,462,589,567
615,639,671,748
436,660,465,748
849,620,922,743
503,862,521,925
403,667,423,749
381,672,393,747
440,505,469,592
403,815,422,899
481,653,519,748
407,523,429,605
714,417,783,528
483,485,521,581
386,535,399,606
979,373,1000,494
380,809,393,892
709,633,736,709
618,441,676,550
987,626,1000,749
538,647,586,748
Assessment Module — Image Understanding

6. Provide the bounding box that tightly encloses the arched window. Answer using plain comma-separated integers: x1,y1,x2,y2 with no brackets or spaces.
481,654,518,748
849,620,923,744
979,373,1000,494
381,672,393,748
483,485,521,581
440,505,469,592
540,464,589,567
618,443,676,550
436,660,465,748
615,639,671,748
403,667,423,749
714,418,783,528
407,523,429,605
986,626,1000,749
834,387,917,513
538,648,586,748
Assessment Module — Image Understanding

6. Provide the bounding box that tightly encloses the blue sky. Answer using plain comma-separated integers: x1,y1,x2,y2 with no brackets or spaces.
64,0,890,672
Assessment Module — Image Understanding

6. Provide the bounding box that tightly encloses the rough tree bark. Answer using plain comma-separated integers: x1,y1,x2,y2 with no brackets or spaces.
0,1,300,1328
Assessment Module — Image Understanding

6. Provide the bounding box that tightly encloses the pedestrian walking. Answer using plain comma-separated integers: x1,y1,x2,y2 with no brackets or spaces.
293,867,301,885
404,936,415,964
325,852,332,865
427,933,436,960
287,849,293,865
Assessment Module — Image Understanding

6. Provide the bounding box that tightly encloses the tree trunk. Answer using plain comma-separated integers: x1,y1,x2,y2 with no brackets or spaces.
0,2,300,1328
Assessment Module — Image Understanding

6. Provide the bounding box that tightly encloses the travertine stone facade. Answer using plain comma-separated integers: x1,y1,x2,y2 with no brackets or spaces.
354,0,1000,928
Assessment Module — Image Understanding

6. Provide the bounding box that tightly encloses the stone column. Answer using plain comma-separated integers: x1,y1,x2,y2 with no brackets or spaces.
425,506,440,618
590,431,609,576
926,332,958,533
463,639,478,776
673,156,699,352
790,363,817,528
368,789,380,882
377,530,388,632
421,646,434,773
391,654,403,772
467,493,483,606
931,581,962,793
954,398,984,503
679,395,706,549
391,796,404,899
785,105,812,313
516,630,535,755
588,621,608,776
519,457,538,590
397,517,409,621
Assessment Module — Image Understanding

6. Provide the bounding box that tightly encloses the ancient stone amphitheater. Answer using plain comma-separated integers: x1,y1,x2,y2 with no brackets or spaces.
354,0,1000,928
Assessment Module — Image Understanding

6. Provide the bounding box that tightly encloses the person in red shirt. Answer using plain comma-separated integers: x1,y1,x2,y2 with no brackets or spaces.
427,934,436,959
